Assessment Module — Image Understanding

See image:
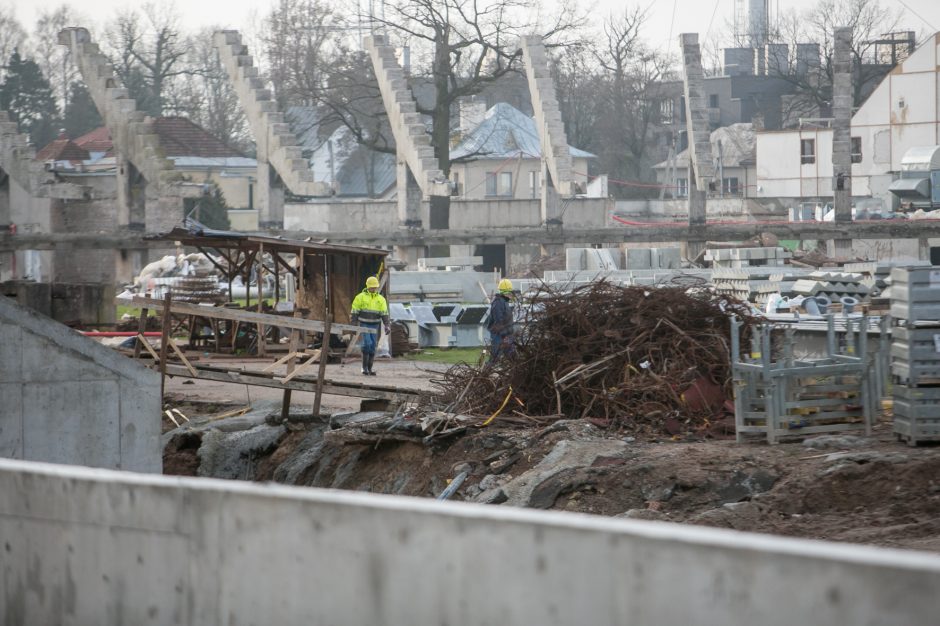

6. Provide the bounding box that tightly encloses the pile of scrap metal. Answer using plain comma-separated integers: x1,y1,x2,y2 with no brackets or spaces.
430,280,761,438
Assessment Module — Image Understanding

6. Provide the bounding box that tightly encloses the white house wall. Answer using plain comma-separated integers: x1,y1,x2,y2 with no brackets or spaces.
453,157,591,201
756,33,940,203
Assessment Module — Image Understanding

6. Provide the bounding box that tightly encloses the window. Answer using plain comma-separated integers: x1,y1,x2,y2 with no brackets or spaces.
676,178,689,198
528,171,539,198
709,94,719,108
800,138,816,164
723,177,740,195
660,99,674,124
485,171,513,197
851,136,862,163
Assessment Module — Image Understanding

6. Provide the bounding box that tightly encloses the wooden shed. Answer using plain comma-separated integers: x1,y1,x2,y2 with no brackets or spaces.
149,221,388,326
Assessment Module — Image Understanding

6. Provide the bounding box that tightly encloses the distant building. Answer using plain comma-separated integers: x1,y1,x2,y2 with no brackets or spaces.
652,123,756,199
39,118,257,212
754,33,940,208
449,102,596,200
285,102,598,202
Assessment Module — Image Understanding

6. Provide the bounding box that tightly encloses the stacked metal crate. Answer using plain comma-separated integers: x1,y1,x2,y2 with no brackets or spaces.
889,267,940,445
730,316,875,444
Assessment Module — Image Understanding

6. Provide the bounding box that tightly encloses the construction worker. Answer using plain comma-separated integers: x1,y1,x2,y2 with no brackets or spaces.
486,278,515,361
350,276,390,375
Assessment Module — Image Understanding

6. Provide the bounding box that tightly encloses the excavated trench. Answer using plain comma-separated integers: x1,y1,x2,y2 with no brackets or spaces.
163,400,940,553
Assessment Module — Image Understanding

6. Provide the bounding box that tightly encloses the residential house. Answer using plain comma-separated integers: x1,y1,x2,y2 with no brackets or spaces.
652,123,757,199
754,32,940,208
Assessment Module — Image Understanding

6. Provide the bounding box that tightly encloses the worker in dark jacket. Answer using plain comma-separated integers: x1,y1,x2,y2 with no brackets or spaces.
350,276,390,375
486,278,515,361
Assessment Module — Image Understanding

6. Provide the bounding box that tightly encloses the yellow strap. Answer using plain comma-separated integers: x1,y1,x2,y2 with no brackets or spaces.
482,386,513,426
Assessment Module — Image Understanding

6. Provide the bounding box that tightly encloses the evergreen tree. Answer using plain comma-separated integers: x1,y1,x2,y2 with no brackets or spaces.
63,81,103,138
187,183,231,230
0,50,61,147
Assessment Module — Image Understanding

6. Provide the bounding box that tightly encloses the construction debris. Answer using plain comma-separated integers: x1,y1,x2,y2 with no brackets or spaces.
430,280,759,437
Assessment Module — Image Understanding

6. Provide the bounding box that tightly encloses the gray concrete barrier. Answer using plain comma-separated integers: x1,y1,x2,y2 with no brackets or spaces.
2,458,939,625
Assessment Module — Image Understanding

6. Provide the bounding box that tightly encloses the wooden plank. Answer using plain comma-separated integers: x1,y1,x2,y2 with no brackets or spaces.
158,293,172,399
264,351,306,372
133,307,149,359
313,316,332,417
168,341,199,377
257,241,266,358
137,334,162,361
159,363,419,402
279,352,320,384
120,296,373,335
281,311,303,419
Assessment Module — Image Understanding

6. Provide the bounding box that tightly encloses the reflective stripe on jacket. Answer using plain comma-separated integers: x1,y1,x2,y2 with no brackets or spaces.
350,289,389,323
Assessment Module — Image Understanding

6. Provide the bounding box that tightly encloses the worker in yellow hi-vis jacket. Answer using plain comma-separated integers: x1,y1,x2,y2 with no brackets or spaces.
350,276,390,375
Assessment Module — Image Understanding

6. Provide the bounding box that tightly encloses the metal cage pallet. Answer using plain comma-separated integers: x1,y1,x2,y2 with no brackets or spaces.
731,315,877,444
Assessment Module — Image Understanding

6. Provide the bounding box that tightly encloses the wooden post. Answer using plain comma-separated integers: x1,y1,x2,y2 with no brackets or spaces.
158,292,172,400
133,307,150,359
257,242,266,357
281,310,303,419
312,315,332,417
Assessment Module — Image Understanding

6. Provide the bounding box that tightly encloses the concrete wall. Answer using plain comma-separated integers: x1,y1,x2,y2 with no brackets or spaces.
452,157,592,201
285,197,611,232
2,458,939,625
0,295,161,472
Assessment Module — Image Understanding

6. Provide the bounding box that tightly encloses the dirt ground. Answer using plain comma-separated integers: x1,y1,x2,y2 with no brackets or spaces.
163,356,940,554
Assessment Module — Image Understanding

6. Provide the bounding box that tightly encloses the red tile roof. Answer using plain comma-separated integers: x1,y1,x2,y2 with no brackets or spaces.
73,118,244,159
73,127,113,154
152,117,244,158
36,132,91,162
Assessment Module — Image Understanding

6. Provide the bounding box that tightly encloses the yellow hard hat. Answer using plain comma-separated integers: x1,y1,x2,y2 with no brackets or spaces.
365,276,380,288
498,278,513,293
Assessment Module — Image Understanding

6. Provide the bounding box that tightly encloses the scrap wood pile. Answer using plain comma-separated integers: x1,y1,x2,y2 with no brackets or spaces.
430,280,761,437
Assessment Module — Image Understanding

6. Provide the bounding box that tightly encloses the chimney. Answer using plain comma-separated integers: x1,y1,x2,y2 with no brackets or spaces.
459,96,487,136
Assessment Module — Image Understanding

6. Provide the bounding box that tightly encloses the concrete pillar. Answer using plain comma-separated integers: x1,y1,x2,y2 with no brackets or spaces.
114,153,131,227
396,160,424,266
830,26,853,257
686,171,707,262
680,32,714,261
257,161,285,230
540,161,564,257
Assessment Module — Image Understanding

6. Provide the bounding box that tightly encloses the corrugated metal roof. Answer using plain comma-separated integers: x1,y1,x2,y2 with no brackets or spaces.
286,107,395,197
170,156,257,169
148,218,389,257
450,102,595,161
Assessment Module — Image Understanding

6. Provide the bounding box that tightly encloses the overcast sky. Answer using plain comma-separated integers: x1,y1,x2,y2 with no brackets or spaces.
9,0,940,54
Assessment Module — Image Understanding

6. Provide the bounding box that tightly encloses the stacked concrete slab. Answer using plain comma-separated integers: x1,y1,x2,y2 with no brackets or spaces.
521,36,573,198
363,35,451,199
0,295,161,471
705,247,792,268
213,30,331,202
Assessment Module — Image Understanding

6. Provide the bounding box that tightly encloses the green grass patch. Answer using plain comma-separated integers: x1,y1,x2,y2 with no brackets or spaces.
403,346,487,365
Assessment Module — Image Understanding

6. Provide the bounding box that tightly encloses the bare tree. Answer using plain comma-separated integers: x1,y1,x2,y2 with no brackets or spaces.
105,1,191,116
259,0,342,109
0,7,27,75
164,27,251,152
589,8,676,196
770,0,904,123
32,6,83,111
551,43,600,151
369,0,586,175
